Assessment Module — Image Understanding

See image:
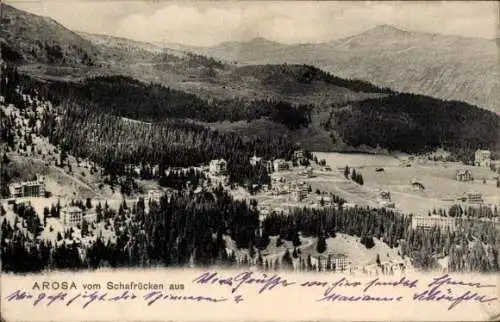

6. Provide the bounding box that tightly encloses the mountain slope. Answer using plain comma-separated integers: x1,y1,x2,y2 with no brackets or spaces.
183,25,500,114
0,4,100,65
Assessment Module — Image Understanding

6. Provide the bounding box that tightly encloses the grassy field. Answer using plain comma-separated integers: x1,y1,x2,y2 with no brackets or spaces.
314,151,405,169
314,152,500,215
239,152,499,216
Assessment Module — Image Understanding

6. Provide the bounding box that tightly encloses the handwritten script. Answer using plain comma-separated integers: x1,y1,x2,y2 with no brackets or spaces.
4,273,498,312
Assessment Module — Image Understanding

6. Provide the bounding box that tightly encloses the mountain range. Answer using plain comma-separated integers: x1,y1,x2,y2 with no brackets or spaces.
2,3,498,113
164,25,500,114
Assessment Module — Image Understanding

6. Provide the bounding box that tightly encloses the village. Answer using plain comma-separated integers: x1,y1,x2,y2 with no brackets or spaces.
1,87,500,275
3,142,500,274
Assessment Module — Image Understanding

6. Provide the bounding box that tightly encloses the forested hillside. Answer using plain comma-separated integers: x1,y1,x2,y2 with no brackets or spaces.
263,205,500,272
329,94,499,162
2,190,498,272
0,64,298,189
6,63,499,164
179,26,500,114
17,74,313,129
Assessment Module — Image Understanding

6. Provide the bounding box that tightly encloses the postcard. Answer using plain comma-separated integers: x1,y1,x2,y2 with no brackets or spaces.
1,0,499,321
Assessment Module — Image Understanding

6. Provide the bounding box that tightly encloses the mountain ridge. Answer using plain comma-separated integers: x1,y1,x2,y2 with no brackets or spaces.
166,25,500,114
156,24,496,51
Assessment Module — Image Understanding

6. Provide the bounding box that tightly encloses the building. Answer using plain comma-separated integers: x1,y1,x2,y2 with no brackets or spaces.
61,207,83,227
146,190,163,204
380,201,395,208
249,154,262,166
209,159,227,176
8,175,46,198
77,160,93,169
151,165,160,176
465,191,483,204
124,164,142,176
271,181,290,195
411,215,456,231
8,183,22,198
380,260,407,274
455,169,473,182
271,184,289,195
475,149,492,167
264,160,274,174
83,213,97,223
273,159,289,172
290,184,308,202
314,254,352,272
293,150,305,163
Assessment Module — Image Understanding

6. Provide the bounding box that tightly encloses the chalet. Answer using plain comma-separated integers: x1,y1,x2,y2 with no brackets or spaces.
293,150,305,163
151,165,160,176
455,169,473,182
209,159,227,176
411,215,456,231
264,160,274,174
271,184,289,195
273,159,289,172
380,260,407,274
8,175,46,198
249,154,262,166
290,184,308,202
475,149,491,167
61,207,83,227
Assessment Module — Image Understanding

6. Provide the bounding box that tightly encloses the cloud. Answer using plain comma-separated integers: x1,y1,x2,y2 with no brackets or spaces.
11,1,499,45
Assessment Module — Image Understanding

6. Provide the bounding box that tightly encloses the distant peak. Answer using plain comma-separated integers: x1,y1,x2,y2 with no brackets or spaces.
370,24,407,34
247,37,280,45
376,24,401,30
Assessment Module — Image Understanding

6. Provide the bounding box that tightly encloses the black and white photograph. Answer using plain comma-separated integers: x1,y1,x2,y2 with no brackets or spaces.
1,0,499,282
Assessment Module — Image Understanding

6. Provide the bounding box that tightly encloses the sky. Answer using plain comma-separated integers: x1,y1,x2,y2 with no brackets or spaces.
8,1,499,46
